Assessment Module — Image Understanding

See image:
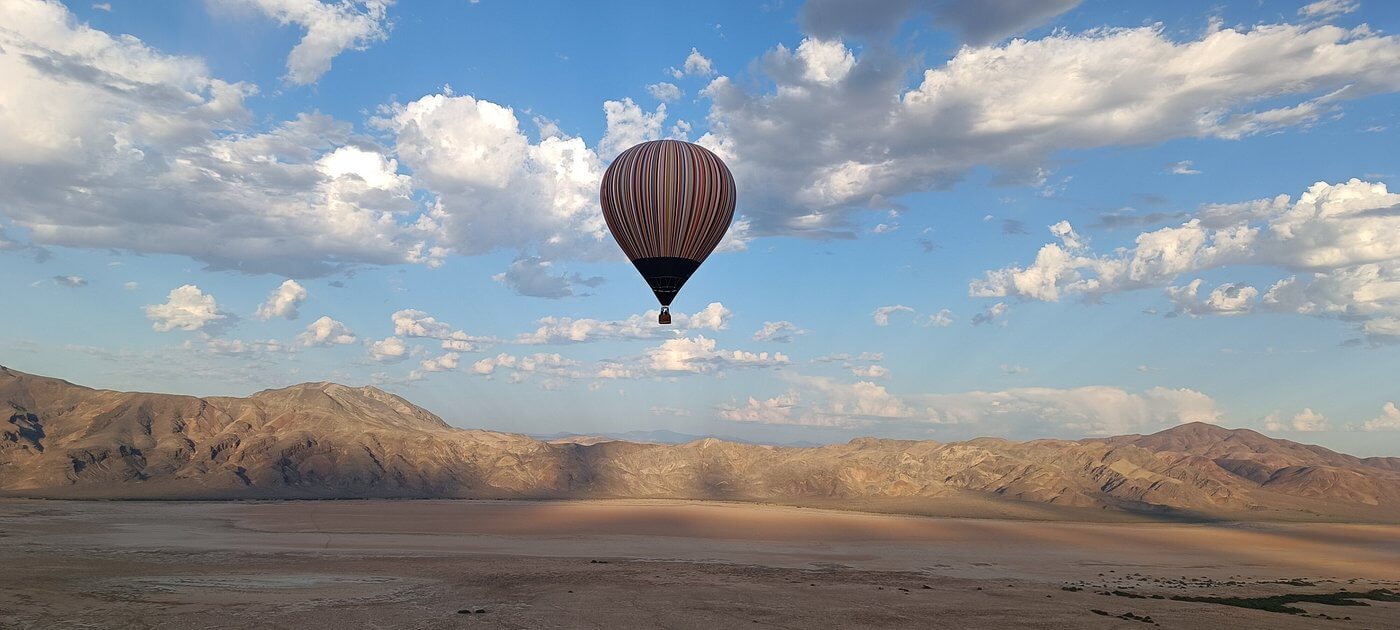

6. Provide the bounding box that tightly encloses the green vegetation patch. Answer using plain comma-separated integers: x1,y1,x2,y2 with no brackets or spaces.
1170,589,1400,615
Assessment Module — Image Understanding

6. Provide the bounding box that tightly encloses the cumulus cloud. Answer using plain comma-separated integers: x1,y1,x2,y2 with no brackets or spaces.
492,256,604,299
0,1,432,277
642,335,790,374
390,309,451,338
669,48,715,78
1363,402,1400,431
1265,408,1330,432
367,336,408,362
699,22,1400,238
224,0,393,85
254,279,308,320
753,320,805,343
390,309,484,351
800,0,1081,44
973,179,1400,339
647,82,683,102
1165,279,1258,317
417,351,460,373
599,97,667,159
373,91,610,261
471,353,577,384
144,285,230,333
516,302,731,344
872,305,914,326
296,315,356,346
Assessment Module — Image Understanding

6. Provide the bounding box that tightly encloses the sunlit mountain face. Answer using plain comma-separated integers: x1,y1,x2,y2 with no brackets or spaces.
1,0,1399,459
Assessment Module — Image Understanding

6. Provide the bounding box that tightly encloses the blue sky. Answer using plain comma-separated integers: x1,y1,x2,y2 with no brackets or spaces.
2,0,1399,455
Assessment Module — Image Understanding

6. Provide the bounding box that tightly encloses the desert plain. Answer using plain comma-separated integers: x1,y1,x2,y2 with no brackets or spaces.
2,498,1398,629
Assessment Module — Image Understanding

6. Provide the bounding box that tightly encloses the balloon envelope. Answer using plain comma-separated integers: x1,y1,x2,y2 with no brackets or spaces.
600,140,736,315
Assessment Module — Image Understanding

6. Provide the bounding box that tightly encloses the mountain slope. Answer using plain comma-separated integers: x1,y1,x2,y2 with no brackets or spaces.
3,366,1398,521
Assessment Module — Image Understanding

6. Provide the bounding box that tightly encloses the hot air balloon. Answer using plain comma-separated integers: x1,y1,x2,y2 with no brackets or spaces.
600,139,736,324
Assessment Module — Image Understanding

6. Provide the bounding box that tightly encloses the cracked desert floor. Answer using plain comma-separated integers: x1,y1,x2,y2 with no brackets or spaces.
2,499,1398,629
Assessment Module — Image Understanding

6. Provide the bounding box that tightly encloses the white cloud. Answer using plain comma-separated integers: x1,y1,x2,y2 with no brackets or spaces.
418,351,460,372
470,352,577,381
225,0,393,85
391,309,452,338
643,335,789,374
718,392,805,424
367,336,407,362
1363,402,1400,431
669,48,715,78
598,97,667,159
1165,279,1258,317
516,302,731,344
700,22,1400,238
373,91,610,261
388,308,484,352
753,320,805,343
296,315,356,346
921,308,954,327
1299,0,1359,18
916,385,1220,436
52,275,86,288
0,1,431,277
1169,160,1201,175
647,82,683,102
1265,408,1330,432
123,281,140,291
872,305,913,326
145,285,229,333
492,256,604,298
728,376,1221,436
91,2,111,11
974,179,1400,338
686,302,731,330
254,279,308,320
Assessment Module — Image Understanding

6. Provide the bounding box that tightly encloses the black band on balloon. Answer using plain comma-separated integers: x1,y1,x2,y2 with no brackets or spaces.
631,257,701,306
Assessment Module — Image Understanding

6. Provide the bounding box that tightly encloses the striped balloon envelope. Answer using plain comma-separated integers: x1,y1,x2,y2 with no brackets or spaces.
600,139,736,324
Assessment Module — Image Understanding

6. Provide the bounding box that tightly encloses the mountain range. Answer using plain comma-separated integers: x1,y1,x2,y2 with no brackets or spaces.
3,366,1398,521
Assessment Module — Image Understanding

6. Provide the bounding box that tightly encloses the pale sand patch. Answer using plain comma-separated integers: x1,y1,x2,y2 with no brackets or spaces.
1,499,1397,629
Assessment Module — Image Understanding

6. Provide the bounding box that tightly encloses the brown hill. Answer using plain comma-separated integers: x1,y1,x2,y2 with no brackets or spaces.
3,366,1398,521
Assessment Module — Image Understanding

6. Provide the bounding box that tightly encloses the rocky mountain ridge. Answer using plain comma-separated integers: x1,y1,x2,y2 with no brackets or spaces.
4,366,1398,521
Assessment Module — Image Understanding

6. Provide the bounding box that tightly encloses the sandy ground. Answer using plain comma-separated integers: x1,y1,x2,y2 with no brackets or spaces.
1,499,1397,629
